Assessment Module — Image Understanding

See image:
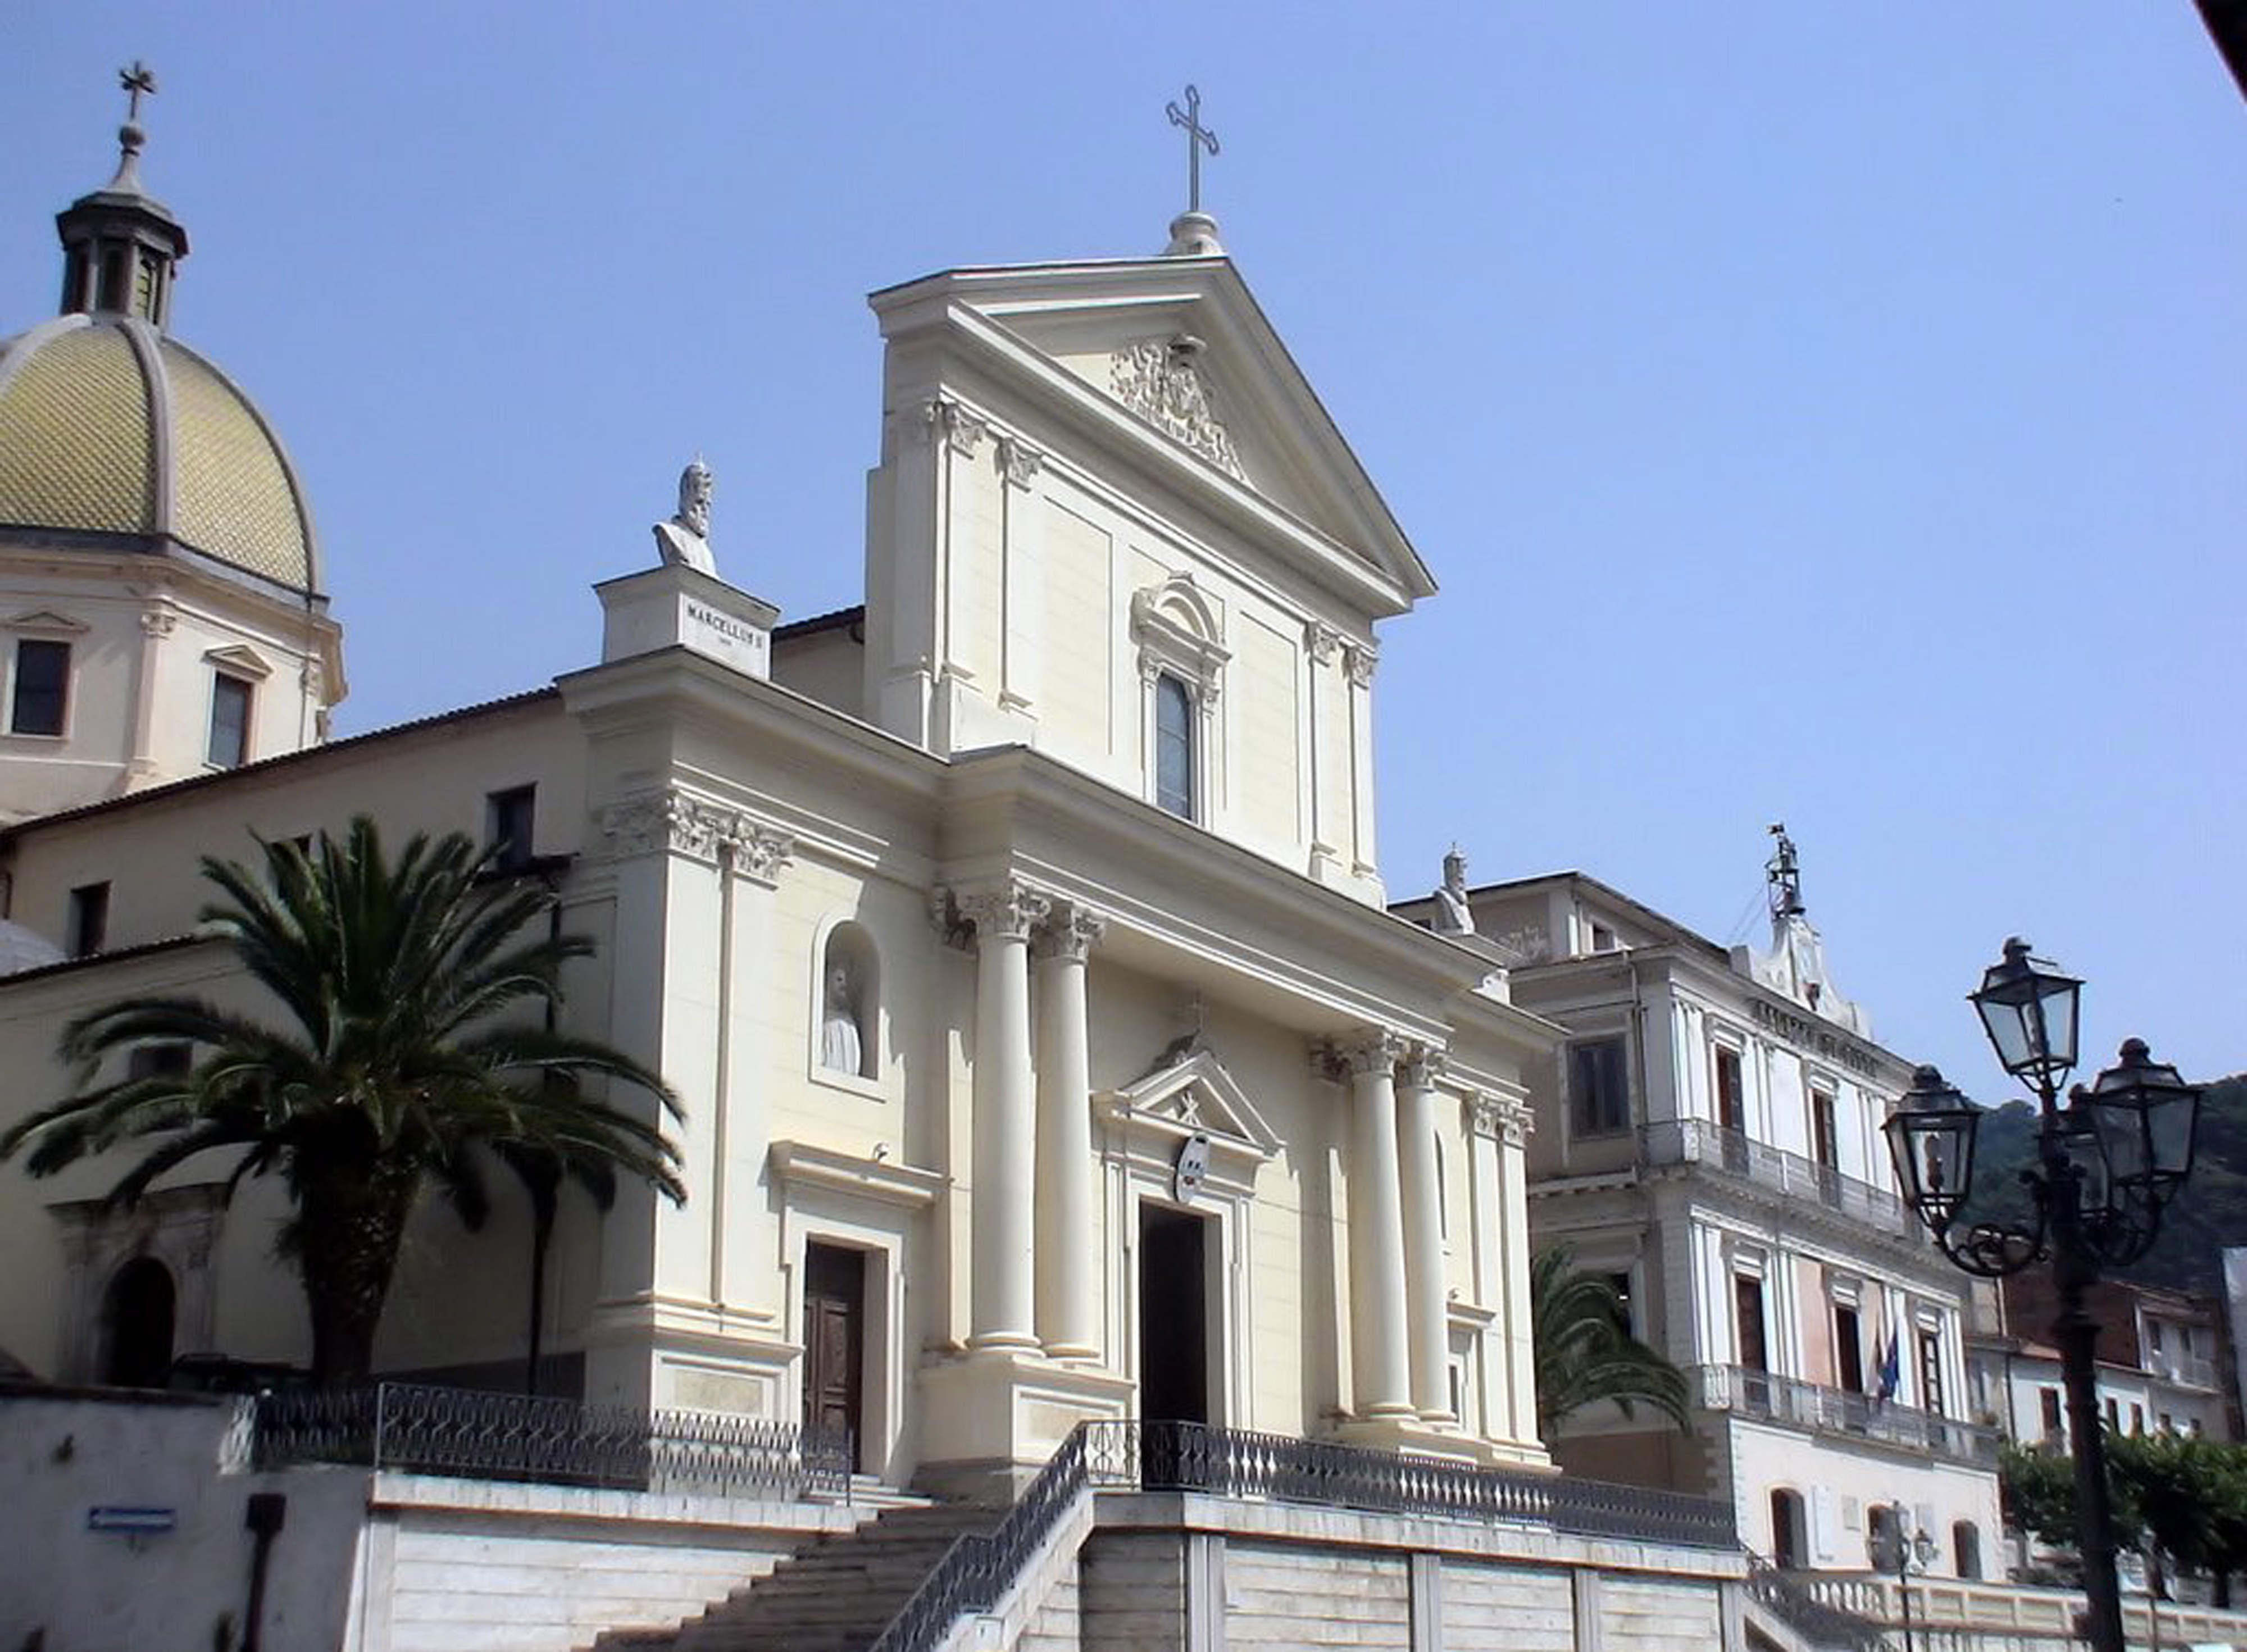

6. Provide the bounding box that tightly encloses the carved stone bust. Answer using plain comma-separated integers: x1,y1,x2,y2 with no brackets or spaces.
1432,844,1476,936
821,961,865,1076
653,458,717,576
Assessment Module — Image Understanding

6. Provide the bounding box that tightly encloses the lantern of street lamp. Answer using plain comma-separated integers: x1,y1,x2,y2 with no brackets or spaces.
1969,937,2082,1093
1884,1066,1978,1232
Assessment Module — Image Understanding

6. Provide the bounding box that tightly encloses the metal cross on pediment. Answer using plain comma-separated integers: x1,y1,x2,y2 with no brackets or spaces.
1165,83,1219,213
119,61,157,124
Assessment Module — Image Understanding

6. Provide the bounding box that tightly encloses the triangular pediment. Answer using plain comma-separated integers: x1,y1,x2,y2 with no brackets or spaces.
4,609,88,635
874,257,1435,613
1101,1037,1279,1160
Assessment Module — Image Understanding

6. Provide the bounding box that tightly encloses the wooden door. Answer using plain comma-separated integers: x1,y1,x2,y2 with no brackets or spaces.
801,1243,865,1469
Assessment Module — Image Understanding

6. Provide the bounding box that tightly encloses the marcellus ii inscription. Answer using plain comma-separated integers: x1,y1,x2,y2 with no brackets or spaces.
686,599,759,647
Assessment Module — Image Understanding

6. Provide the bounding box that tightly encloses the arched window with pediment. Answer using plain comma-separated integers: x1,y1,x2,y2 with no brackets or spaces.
1131,574,1227,824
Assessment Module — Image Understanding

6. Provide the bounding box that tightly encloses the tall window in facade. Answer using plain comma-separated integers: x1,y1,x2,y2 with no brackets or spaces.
1834,1303,1865,1393
486,785,537,873
1811,1089,1840,1173
1713,1045,1745,1134
1153,672,1195,820
207,672,253,768
1917,1328,1945,1415
9,638,70,736
1569,1037,1630,1136
67,881,110,958
1735,1274,1770,1372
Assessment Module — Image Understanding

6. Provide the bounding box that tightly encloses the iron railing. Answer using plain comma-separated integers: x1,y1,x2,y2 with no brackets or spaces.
1109,1419,1734,1545
866,1418,1734,1652
253,1381,852,1501
1694,1364,2000,1466
1640,1118,1910,1234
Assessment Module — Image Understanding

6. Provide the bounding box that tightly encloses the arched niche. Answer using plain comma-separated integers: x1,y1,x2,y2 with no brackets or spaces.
814,918,881,1084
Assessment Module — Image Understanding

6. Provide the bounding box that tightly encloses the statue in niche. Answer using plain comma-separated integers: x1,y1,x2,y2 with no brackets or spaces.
653,457,717,576
1432,843,1476,936
821,960,865,1076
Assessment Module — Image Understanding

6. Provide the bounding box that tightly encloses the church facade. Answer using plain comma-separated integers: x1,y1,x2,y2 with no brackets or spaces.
0,120,1565,1499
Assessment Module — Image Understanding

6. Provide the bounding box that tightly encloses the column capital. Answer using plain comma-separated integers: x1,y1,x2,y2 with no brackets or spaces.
996,434,1043,489
1465,1089,1533,1145
1345,641,1379,690
1397,1044,1447,1091
1033,902,1106,963
601,786,785,868
1304,620,1344,664
942,880,1051,945
1325,1028,1409,1079
138,606,178,638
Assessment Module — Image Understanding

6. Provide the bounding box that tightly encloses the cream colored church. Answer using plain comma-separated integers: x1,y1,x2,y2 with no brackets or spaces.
0,93,1563,1487
0,83,1841,1652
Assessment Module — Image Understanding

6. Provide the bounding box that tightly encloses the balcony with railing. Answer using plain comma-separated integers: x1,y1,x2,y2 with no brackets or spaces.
1640,1118,1909,1235
1694,1363,1999,1466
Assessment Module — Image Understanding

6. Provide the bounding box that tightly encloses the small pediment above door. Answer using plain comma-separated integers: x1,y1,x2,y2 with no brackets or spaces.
1101,1036,1280,1163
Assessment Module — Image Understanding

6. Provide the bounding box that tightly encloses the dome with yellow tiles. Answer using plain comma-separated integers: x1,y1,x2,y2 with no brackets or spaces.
0,69,321,598
0,313,320,595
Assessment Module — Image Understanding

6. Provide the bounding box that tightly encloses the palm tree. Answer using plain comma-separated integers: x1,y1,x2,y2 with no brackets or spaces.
1,817,684,1389
1532,1245,1691,1439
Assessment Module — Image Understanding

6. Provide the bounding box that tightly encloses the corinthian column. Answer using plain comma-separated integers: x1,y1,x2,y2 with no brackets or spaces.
1397,1046,1453,1422
963,881,1048,1351
1338,1032,1415,1419
1034,903,1105,1359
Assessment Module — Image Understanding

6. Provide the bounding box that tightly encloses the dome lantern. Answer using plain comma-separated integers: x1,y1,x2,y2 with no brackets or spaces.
56,62,188,331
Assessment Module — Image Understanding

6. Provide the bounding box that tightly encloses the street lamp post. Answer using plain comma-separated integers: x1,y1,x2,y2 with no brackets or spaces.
1883,939,2203,1652
1874,1503,1940,1652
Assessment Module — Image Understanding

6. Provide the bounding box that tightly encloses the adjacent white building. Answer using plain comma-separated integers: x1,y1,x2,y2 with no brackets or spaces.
1400,834,2005,1580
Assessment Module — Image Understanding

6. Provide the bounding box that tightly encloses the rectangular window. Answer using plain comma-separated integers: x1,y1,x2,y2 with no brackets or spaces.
2149,1320,2165,1351
2131,1404,2145,1435
2040,1388,2064,1439
10,638,71,736
1607,1271,1636,1336
67,881,109,958
1714,1045,1745,1134
486,785,537,872
1811,1089,1840,1171
207,672,253,768
1736,1275,1770,1373
1569,1037,1630,1136
2104,1396,2120,1429
1835,1305,1865,1394
1917,1330,1944,1416
1153,672,1195,820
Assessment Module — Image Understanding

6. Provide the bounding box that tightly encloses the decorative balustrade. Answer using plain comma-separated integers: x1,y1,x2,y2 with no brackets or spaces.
1640,1118,1910,1233
1694,1364,2000,1466
253,1381,853,1501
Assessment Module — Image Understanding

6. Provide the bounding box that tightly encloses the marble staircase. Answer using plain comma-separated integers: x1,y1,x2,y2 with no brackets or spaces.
584,1501,997,1652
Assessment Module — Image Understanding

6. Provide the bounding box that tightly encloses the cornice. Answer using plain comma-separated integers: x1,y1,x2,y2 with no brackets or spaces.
768,1140,944,1210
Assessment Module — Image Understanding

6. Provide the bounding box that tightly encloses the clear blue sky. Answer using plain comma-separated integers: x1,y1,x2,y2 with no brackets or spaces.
5,4,2242,1096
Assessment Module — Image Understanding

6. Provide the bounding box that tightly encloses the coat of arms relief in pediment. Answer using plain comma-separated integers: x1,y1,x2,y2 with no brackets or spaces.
1102,1036,1279,1162
1108,335,1245,481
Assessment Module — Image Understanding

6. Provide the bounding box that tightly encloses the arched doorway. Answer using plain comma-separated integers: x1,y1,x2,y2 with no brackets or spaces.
100,1256,175,1388
1953,1519,1982,1581
1770,1487,1808,1570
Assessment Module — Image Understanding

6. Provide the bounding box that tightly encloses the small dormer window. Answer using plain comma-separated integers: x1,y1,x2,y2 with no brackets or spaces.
1154,672,1197,820
1590,921,1618,953
207,672,253,768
